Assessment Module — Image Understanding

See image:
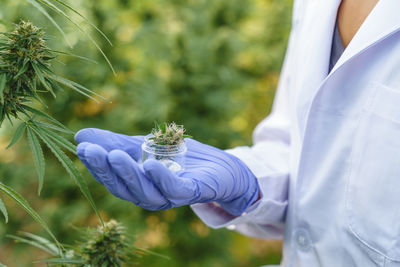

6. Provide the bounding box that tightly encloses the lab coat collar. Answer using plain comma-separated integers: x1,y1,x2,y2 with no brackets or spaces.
297,0,400,140
331,0,400,73
294,0,342,101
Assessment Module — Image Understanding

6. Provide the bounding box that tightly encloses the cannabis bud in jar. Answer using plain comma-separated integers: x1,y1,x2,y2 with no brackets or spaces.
141,122,191,172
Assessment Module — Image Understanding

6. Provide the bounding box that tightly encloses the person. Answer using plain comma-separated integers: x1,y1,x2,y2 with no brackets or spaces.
74,0,400,265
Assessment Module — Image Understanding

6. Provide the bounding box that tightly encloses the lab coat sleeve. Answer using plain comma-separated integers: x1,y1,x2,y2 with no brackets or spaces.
191,13,296,239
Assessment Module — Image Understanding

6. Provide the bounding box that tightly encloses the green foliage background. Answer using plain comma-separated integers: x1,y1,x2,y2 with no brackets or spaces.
0,0,292,265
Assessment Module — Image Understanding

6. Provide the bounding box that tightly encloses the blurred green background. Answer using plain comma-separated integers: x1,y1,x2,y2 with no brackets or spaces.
0,0,292,266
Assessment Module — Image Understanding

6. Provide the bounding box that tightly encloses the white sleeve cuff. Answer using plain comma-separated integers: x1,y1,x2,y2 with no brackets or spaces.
191,172,289,227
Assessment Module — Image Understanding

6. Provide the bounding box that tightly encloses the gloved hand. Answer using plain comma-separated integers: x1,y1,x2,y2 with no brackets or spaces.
75,128,260,216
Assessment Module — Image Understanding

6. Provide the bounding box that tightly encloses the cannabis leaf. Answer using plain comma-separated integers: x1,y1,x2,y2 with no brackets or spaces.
30,0,115,74
27,126,45,195
0,196,8,223
28,121,103,224
0,182,61,251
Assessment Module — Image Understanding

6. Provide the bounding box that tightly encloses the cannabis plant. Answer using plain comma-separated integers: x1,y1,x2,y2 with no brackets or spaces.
0,20,101,211
0,21,104,251
9,220,167,266
150,122,191,146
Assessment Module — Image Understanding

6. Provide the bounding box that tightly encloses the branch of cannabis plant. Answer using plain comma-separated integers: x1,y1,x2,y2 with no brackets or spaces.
0,21,103,224
10,220,166,267
29,0,115,74
0,21,105,126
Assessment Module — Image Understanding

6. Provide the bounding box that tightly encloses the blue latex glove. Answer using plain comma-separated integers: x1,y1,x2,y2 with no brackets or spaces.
75,128,260,216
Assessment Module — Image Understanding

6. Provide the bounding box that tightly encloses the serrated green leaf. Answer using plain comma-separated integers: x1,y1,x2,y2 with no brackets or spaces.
14,60,29,79
28,0,72,48
46,74,109,102
0,262,7,267
0,182,60,250
5,110,12,125
36,61,54,75
46,77,64,94
6,122,26,149
33,124,76,154
53,0,113,46
0,105,4,124
34,121,73,135
27,81,48,108
21,105,71,132
19,232,60,255
46,74,98,102
27,127,46,195
7,234,56,255
30,124,103,225
33,0,115,74
0,196,8,223
0,73,6,104
37,258,84,264
133,245,171,260
31,63,56,97
52,50,98,64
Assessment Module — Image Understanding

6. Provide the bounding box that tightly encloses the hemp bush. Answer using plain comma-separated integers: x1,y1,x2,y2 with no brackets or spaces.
0,2,149,266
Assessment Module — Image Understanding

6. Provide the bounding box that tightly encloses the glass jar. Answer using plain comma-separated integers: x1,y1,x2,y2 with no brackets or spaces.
141,134,187,172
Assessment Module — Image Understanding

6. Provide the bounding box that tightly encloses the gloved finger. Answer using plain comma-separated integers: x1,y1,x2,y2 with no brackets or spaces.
84,144,141,203
108,150,170,210
77,142,103,185
75,128,144,161
143,159,199,206
84,144,118,186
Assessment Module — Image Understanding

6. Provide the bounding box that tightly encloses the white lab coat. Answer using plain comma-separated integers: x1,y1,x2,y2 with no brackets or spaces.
191,0,400,266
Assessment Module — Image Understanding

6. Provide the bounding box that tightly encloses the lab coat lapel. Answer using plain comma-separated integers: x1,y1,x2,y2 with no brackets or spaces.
301,0,400,134
330,0,400,73
295,0,341,133
299,0,341,85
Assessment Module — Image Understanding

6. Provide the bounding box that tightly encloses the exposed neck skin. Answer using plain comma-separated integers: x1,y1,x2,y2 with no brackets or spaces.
337,0,379,48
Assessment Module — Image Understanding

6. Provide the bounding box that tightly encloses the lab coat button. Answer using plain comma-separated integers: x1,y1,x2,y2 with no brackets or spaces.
295,229,311,251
